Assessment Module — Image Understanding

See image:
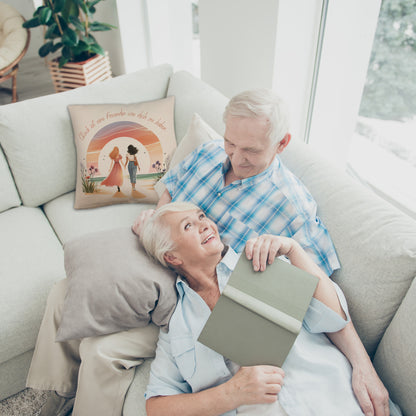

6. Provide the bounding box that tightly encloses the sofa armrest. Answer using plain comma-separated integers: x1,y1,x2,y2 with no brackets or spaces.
373,277,416,416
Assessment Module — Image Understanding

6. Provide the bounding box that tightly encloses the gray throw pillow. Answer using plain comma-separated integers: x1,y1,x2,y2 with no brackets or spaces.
56,227,177,341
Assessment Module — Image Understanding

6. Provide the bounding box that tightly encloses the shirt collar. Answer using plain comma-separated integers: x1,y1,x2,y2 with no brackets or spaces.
221,156,279,187
218,246,239,272
175,246,239,295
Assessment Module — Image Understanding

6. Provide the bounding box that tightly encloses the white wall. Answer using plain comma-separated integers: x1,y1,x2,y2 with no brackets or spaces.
199,0,280,98
198,0,323,144
110,0,150,74
146,0,194,72
93,0,124,75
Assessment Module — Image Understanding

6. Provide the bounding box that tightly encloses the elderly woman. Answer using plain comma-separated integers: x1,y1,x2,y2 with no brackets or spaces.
140,202,400,416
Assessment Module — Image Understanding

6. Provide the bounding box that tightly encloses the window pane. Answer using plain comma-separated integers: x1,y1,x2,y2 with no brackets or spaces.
348,0,416,218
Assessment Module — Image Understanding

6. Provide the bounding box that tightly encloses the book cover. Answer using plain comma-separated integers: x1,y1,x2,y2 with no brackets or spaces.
198,255,319,367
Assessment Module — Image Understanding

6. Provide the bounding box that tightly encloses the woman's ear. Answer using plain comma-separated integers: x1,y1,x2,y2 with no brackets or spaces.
164,252,183,266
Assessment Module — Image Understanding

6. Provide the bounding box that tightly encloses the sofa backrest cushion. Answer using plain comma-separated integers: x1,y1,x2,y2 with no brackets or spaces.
0,145,20,212
167,70,229,142
0,64,173,207
280,141,416,357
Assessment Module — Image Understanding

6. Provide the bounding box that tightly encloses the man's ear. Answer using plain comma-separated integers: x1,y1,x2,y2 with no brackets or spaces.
164,252,183,266
276,133,291,154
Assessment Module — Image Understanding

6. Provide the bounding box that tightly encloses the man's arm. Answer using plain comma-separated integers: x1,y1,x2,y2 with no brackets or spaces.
327,324,390,416
157,188,172,207
245,235,390,416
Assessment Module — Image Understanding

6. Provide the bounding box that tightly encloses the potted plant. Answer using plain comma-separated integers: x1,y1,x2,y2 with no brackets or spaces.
23,0,116,92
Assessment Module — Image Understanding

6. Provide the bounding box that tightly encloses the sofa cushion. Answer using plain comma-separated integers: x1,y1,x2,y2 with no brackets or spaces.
154,113,222,196
123,358,153,416
373,277,416,416
56,227,177,341
167,70,228,144
280,141,416,356
0,206,65,364
0,64,173,208
0,145,20,213
43,191,151,244
68,97,176,209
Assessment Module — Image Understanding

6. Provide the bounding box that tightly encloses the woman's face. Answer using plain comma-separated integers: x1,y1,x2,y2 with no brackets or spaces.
163,209,224,266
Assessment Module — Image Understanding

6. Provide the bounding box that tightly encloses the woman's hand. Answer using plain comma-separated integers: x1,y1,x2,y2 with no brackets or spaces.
132,209,156,236
225,365,284,407
245,235,297,272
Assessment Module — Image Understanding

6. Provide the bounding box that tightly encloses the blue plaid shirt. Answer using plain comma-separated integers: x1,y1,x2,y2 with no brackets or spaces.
161,140,340,276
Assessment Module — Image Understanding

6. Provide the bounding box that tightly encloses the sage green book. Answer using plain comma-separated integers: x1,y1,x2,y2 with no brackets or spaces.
198,256,319,367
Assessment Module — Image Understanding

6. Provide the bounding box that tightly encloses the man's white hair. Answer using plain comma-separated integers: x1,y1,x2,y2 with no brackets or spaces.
223,89,290,146
140,202,200,267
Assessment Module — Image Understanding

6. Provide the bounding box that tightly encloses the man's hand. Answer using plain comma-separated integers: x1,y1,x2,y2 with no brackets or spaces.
132,209,155,236
245,235,296,272
352,364,390,416
225,365,284,408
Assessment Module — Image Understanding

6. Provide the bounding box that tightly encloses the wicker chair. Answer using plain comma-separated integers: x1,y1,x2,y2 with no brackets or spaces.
0,2,30,103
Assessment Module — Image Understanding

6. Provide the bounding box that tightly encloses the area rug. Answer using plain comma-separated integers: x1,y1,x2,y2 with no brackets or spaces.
0,388,48,416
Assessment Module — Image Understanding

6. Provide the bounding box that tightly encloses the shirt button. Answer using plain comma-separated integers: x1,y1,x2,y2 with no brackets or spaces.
217,192,222,197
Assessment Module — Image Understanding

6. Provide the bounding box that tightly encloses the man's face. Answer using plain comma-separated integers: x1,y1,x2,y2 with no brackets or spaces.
224,116,279,179
163,209,224,267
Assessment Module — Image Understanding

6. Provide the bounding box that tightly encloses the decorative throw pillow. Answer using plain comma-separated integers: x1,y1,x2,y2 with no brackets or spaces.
155,113,223,196
56,227,178,342
68,97,176,209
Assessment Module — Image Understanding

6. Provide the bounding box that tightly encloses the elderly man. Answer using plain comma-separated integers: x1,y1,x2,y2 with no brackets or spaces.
135,89,338,276
133,89,389,415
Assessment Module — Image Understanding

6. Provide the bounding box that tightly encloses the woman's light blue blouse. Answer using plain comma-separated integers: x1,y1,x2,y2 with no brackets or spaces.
145,248,363,415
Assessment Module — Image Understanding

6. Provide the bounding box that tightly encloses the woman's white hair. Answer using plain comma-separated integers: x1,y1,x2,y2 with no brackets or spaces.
223,89,290,146
140,201,200,267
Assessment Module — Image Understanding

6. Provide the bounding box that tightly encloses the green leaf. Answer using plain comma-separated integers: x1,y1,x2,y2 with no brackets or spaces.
22,17,41,28
39,7,52,24
51,42,63,53
89,43,105,56
85,33,98,44
76,40,90,52
38,41,53,57
87,0,102,15
62,28,79,46
44,23,59,39
88,0,102,8
82,34,94,45
71,41,91,58
59,55,69,68
69,16,85,32
57,15,68,32
53,0,65,13
62,0,80,21
61,45,72,60
89,22,115,31
74,0,88,14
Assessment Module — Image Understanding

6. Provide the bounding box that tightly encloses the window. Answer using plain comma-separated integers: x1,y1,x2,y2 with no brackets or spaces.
347,0,416,218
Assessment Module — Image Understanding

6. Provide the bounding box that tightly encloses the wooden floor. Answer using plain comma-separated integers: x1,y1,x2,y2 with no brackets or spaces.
0,56,56,105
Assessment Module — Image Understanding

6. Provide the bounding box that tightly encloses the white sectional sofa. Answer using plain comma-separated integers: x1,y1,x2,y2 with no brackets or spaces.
0,64,415,415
